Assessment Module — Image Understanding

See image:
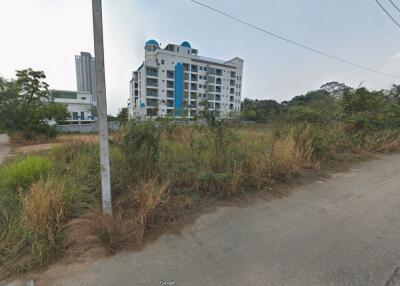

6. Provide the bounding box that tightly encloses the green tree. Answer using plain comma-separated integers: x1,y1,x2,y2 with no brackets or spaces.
0,69,68,138
240,98,282,122
341,87,399,131
117,107,128,122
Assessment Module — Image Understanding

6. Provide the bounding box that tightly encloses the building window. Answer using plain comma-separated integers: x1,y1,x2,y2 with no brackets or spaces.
167,70,174,79
161,59,165,65
167,90,174,98
147,98,158,107
167,99,174,107
147,109,157,116
191,65,198,73
72,112,78,120
167,81,174,88
147,88,158,97
176,47,179,52
81,111,85,120
200,66,203,70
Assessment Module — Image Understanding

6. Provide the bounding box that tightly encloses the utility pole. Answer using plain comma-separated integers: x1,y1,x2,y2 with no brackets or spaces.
92,0,112,215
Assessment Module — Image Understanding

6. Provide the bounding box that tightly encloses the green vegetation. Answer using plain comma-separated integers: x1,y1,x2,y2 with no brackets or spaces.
0,69,68,139
0,83,400,279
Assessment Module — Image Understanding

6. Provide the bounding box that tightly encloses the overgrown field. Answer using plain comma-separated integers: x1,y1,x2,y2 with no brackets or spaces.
1,86,400,279
1,121,400,279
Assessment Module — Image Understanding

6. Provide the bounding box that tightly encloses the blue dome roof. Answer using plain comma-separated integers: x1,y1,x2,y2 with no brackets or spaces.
181,41,191,48
145,39,159,47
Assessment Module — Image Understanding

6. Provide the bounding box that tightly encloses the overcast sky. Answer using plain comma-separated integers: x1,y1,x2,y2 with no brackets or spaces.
1,0,400,114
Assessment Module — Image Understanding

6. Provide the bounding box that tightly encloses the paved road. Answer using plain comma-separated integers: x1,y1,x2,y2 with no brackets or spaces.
38,154,400,286
0,134,10,165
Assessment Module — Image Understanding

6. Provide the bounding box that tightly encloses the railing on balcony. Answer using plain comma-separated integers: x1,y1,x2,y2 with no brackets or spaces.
190,101,197,109
167,81,174,89
146,98,158,107
190,92,197,99
167,100,174,107
146,78,158,87
147,88,158,97
167,90,174,98
167,70,174,79
146,67,158,77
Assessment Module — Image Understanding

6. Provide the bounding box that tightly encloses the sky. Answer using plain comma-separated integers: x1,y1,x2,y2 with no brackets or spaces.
1,0,400,115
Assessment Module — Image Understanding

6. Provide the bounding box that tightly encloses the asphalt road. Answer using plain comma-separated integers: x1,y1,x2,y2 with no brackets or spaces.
36,154,400,286
0,134,10,165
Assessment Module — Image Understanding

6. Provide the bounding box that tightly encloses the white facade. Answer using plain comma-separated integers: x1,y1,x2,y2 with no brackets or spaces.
50,90,96,124
128,40,244,119
75,52,97,103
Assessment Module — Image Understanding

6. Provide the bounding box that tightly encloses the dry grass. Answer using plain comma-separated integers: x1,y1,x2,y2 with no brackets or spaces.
270,135,302,177
131,178,170,226
70,178,170,253
73,210,144,254
23,179,65,244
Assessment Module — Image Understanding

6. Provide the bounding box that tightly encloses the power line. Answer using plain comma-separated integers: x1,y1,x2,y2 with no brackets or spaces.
388,0,400,14
373,0,400,29
188,0,400,80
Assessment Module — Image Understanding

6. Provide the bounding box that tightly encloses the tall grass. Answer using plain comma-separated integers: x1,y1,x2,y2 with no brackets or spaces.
1,120,399,279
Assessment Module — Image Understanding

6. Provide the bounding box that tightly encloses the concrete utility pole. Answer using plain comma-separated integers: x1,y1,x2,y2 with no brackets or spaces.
92,0,112,215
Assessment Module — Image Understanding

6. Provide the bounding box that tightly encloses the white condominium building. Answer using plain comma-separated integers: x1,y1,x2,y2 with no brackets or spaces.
128,40,244,119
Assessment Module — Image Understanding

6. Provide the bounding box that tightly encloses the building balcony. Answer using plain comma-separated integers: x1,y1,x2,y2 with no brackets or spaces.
147,88,158,97
167,81,174,89
146,78,158,87
146,67,158,77
167,100,174,107
167,90,174,98
191,65,198,73
167,70,174,79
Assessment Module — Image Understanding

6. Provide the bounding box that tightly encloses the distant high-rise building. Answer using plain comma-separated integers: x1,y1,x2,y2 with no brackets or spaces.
75,52,97,103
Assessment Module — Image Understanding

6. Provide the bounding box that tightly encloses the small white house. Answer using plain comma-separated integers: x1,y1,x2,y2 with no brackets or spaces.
49,90,96,124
